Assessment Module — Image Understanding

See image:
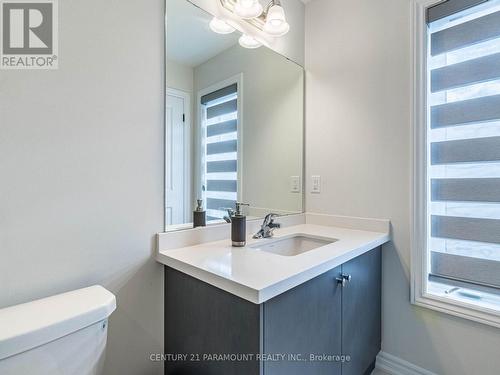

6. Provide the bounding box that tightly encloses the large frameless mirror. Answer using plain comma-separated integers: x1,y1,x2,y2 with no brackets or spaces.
165,0,304,231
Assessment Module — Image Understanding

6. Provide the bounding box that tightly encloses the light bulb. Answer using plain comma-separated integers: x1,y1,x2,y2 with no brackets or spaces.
264,4,289,36
234,0,263,19
271,19,283,27
239,34,262,49
209,17,235,34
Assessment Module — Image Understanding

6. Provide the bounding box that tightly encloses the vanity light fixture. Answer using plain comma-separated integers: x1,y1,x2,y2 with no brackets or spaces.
209,17,236,34
238,34,263,49
234,0,263,19
217,0,290,38
263,0,289,36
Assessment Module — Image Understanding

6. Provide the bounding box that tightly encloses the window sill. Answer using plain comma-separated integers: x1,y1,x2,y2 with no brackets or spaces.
412,288,500,328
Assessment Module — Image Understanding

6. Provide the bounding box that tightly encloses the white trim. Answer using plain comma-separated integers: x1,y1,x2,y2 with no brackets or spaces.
410,0,500,328
195,73,244,206
410,0,435,312
375,351,437,375
166,87,192,223
305,212,390,234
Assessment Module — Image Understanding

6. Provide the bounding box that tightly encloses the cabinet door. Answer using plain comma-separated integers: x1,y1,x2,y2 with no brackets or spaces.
263,267,342,375
165,267,261,375
341,247,381,375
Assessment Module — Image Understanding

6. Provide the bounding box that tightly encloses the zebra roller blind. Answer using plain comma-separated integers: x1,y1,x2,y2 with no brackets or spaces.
200,83,238,220
427,0,500,291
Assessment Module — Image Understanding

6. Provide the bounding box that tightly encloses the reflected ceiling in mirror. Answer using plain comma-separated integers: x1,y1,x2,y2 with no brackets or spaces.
165,0,304,231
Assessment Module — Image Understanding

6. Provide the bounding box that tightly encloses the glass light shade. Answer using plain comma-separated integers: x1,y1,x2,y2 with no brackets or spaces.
234,0,263,19
209,17,235,34
264,4,290,36
238,34,262,49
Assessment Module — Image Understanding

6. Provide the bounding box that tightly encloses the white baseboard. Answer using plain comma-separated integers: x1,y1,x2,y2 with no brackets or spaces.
375,351,438,375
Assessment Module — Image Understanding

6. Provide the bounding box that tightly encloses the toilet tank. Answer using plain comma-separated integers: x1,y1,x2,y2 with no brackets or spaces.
0,286,116,375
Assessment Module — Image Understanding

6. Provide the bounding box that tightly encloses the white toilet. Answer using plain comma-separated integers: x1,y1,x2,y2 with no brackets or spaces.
0,285,116,375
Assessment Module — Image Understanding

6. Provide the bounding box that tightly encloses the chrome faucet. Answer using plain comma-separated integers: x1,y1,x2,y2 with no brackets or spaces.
223,208,235,223
253,213,281,239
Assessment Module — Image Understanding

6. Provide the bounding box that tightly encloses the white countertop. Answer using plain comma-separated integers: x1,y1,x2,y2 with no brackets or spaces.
157,222,390,304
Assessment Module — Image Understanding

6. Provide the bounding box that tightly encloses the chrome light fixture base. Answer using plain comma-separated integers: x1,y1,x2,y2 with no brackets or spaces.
219,0,267,30
217,0,290,49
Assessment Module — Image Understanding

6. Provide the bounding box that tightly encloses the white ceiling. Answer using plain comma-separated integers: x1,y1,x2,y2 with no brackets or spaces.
167,0,239,67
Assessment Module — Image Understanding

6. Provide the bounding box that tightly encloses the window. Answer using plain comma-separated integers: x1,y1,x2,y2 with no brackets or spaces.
412,0,500,327
199,81,240,221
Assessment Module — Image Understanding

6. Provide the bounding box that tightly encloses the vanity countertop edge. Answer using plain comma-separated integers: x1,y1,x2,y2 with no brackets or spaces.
157,214,390,304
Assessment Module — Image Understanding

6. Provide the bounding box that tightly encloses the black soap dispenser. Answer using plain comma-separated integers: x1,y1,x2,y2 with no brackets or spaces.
193,199,206,228
231,202,249,247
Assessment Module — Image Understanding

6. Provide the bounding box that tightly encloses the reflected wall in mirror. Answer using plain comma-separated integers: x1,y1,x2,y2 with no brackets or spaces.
165,0,304,231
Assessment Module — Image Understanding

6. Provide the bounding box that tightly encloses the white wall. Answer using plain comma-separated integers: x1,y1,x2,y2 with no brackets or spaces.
194,44,304,213
0,1,164,374
167,59,194,93
305,0,500,374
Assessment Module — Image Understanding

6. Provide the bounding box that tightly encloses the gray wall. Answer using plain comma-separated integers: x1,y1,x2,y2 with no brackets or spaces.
305,0,500,374
167,59,194,93
0,0,164,374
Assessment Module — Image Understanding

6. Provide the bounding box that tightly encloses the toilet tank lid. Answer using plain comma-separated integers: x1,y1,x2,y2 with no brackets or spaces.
0,285,116,360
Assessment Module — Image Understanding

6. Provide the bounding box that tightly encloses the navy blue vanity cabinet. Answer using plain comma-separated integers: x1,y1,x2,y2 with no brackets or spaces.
164,246,381,375
341,247,382,375
262,266,343,375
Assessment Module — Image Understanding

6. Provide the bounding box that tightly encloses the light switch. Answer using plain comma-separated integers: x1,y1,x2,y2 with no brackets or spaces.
311,175,321,193
290,176,301,193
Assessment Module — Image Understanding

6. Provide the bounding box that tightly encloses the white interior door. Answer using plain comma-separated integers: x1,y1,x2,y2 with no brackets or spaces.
166,93,186,225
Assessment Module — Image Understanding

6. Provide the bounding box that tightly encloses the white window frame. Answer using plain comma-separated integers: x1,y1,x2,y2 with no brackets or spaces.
411,0,500,328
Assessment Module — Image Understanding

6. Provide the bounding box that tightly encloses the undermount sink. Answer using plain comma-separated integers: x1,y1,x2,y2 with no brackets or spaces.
249,235,336,257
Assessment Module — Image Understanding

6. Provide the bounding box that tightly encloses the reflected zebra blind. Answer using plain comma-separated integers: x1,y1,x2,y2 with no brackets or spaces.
427,0,500,291
201,83,238,220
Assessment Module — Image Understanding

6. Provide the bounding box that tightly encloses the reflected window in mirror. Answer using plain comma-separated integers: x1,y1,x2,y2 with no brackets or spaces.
199,82,240,221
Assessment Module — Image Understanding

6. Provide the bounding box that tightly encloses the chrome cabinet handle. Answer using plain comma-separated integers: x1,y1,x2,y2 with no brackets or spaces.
336,274,352,287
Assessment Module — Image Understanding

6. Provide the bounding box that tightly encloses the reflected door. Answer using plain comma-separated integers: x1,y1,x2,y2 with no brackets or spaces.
166,93,186,225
